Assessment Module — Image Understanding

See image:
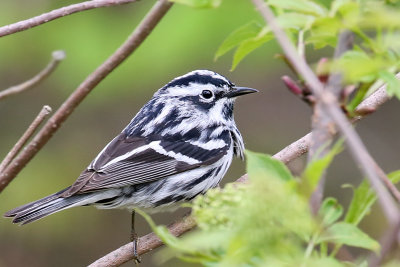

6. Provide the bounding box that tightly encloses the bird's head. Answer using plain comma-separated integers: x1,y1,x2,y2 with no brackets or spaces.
155,70,257,122
125,70,257,138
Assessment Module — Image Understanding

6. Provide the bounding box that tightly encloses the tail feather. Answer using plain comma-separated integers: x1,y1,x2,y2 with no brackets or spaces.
4,187,88,225
4,187,71,217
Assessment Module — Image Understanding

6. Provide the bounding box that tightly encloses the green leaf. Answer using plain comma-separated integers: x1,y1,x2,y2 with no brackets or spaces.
378,70,400,99
135,209,180,248
136,209,219,263
170,0,222,8
345,170,400,225
300,140,343,197
332,50,389,83
318,197,343,226
307,17,340,49
388,170,400,184
317,222,380,252
330,0,354,16
231,34,273,70
215,21,263,60
358,2,400,29
336,2,359,27
344,180,376,226
276,12,316,30
307,35,338,49
268,0,328,17
245,150,293,182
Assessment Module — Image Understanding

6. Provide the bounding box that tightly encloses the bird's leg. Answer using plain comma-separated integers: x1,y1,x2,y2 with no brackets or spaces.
131,210,141,264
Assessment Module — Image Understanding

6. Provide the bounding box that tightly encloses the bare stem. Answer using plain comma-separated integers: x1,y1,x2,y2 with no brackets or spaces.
0,51,65,101
368,221,400,267
309,31,353,214
0,0,174,192
0,0,137,38
0,106,52,173
89,216,196,267
87,82,391,267
251,0,400,225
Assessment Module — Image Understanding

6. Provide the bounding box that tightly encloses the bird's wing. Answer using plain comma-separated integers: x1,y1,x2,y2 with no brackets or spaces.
61,133,229,197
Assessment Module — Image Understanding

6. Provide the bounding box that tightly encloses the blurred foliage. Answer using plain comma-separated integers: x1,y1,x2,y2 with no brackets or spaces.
142,150,383,266
216,0,400,105
138,1,400,265
2,0,400,266
0,0,268,105
300,140,343,198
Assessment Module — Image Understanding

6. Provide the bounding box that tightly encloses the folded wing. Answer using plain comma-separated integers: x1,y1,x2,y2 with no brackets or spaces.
61,133,229,197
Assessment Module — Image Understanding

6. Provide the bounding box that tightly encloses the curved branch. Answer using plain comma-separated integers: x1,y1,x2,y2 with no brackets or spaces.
0,0,137,38
0,0,174,192
88,83,391,267
309,31,353,214
0,51,65,100
0,105,52,173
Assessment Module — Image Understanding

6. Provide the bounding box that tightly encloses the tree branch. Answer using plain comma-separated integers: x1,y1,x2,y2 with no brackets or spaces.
309,31,353,214
88,83,391,267
0,51,65,101
251,0,400,225
0,0,174,192
0,105,52,173
0,0,137,38
88,216,196,267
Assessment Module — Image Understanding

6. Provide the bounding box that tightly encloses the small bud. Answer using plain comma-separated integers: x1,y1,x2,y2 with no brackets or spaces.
355,107,376,116
282,76,302,95
316,58,329,84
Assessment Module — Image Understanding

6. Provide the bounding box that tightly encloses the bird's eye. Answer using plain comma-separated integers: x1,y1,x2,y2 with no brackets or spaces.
201,90,213,99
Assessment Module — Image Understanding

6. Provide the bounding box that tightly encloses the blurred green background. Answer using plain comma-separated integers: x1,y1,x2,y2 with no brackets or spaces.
0,0,399,266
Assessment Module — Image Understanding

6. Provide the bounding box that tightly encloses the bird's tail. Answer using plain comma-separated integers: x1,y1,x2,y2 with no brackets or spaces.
4,187,90,225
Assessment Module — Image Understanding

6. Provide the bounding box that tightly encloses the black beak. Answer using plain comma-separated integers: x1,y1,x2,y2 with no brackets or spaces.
225,87,258,98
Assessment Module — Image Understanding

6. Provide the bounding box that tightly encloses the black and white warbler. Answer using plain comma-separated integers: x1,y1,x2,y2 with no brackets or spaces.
4,70,257,259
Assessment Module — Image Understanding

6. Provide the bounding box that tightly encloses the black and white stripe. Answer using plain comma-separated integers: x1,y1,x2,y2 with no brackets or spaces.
5,69,255,224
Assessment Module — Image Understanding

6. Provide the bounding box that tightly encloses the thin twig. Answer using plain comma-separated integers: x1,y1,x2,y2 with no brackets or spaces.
309,31,354,214
368,222,400,266
273,132,311,164
89,216,196,267
0,51,65,101
88,82,391,267
251,0,400,225
0,0,137,38
0,0,174,192
0,106,52,173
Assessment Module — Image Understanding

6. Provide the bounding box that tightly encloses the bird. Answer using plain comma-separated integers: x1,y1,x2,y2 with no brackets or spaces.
4,69,257,261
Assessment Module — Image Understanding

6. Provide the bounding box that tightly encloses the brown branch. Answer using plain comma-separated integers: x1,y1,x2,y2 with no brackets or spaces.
273,132,311,164
251,0,400,225
368,222,400,266
309,31,354,214
88,82,391,267
0,106,52,173
0,0,137,38
0,51,65,101
0,0,174,192
88,216,196,267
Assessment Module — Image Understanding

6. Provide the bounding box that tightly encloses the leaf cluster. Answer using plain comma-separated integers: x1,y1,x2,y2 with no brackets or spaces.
139,148,397,266
215,0,400,101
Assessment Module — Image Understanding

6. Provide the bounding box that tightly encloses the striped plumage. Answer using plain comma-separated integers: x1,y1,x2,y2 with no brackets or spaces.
4,70,257,224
